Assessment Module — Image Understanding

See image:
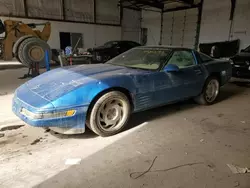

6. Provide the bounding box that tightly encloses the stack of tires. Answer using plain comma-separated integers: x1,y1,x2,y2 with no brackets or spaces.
13,36,51,68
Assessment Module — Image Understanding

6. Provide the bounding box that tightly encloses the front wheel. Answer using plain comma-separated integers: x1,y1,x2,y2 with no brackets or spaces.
86,91,131,137
194,77,220,105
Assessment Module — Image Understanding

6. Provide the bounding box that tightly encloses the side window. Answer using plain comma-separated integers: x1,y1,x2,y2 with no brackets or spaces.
119,42,129,50
244,45,250,52
167,50,195,68
199,52,213,63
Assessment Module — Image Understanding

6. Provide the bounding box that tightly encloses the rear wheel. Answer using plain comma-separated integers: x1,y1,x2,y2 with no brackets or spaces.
194,77,220,105
86,91,131,137
17,37,51,68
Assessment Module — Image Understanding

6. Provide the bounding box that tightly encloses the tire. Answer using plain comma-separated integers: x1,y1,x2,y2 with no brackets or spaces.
13,35,35,61
194,76,220,105
51,49,60,65
0,41,3,59
18,37,51,68
86,91,131,137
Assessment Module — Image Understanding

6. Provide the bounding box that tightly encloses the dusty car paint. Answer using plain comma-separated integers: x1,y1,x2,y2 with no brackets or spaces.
12,47,232,134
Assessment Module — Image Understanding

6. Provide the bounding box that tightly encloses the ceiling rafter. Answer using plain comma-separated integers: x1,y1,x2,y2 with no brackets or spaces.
119,0,198,12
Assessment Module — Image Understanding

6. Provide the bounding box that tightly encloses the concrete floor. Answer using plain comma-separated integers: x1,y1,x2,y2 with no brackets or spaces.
0,68,250,188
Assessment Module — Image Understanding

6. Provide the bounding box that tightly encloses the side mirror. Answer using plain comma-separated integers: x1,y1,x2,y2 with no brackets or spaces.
164,64,180,72
240,49,245,53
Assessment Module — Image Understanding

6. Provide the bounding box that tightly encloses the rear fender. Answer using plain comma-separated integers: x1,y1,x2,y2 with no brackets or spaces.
203,61,232,86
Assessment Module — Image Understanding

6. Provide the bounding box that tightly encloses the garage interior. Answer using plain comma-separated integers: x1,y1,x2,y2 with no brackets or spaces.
0,0,250,188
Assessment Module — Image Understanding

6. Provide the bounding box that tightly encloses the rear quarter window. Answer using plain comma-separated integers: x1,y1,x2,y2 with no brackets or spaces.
127,41,140,47
199,53,214,63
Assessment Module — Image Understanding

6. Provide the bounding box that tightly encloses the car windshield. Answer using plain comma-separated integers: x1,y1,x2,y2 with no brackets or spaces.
104,41,118,48
107,48,171,70
244,45,250,52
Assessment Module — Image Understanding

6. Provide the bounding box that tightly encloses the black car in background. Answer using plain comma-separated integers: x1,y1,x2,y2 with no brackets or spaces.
87,40,141,63
231,45,250,78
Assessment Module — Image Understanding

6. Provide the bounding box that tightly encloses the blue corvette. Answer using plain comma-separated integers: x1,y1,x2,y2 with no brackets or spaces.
12,46,232,136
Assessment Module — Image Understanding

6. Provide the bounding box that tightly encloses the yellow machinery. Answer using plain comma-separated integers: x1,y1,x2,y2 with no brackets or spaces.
0,19,51,67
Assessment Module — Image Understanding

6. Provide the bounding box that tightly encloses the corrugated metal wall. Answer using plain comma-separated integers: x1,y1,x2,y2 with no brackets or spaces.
162,8,198,48
27,0,63,20
121,8,141,43
96,0,120,25
0,0,122,49
162,12,172,46
230,0,250,49
0,0,25,16
183,8,198,48
0,0,120,25
199,0,231,44
141,10,161,45
199,0,250,50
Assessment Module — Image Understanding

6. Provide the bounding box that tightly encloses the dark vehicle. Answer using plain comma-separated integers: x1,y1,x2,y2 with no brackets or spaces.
231,45,250,78
87,40,141,63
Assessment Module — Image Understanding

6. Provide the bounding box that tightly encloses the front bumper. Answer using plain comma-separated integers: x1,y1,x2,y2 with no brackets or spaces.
12,96,88,134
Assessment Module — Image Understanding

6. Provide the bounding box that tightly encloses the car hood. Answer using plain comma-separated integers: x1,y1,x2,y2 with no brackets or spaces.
233,52,250,58
231,52,250,64
25,64,144,101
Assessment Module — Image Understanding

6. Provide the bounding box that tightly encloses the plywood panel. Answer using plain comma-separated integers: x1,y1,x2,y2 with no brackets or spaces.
96,0,120,25
27,0,63,19
64,0,94,22
0,0,25,16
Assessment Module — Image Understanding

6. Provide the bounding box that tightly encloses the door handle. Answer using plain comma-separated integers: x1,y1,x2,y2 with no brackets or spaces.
195,70,202,75
194,68,202,75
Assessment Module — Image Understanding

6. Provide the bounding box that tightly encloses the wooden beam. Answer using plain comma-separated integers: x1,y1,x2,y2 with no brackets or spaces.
159,10,163,45
120,3,123,25
230,0,236,20
122,0,164,9
120,5,141,11
135,0,164,9
62,0,66,20
23,0,28,17
176,0,194,5
94,0,96,23
0,14,121,27
163,4,198,12
195,0,204,49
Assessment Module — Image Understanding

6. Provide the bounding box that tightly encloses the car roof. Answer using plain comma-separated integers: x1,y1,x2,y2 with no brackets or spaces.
135,45,194,51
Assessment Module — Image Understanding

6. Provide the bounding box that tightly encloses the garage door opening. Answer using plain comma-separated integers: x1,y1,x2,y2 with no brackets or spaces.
60,32,83,50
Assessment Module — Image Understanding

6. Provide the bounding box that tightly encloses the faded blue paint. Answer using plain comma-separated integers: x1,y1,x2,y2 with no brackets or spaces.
192,50,198,65
45,50,50,71
12,47,232,133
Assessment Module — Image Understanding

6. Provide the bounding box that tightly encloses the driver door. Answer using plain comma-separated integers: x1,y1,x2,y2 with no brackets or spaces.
154,50,205,105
